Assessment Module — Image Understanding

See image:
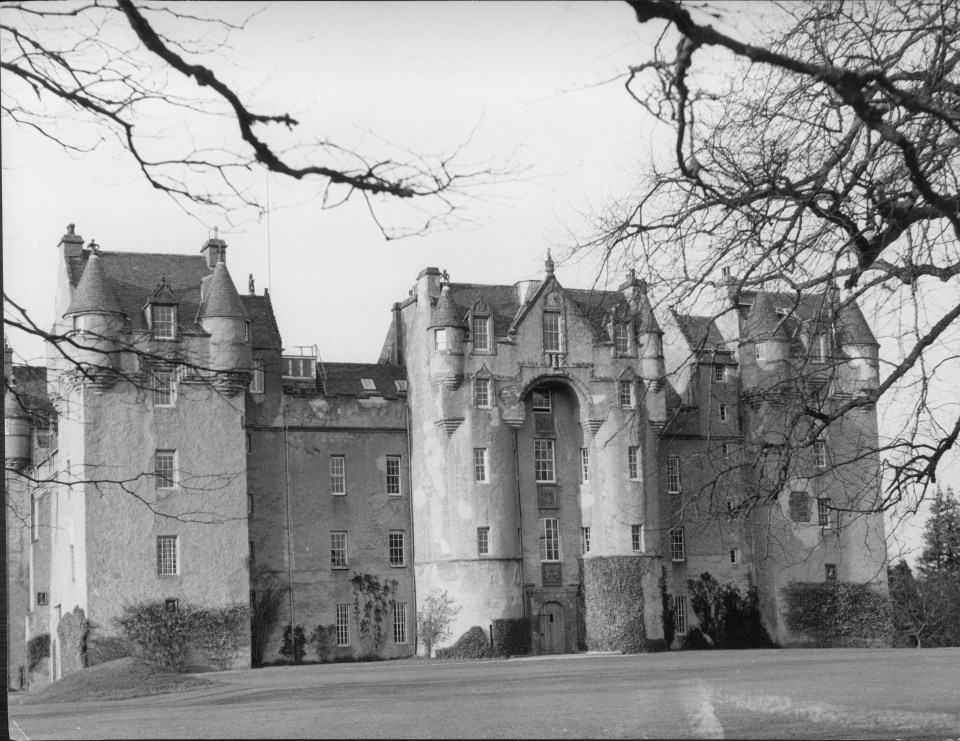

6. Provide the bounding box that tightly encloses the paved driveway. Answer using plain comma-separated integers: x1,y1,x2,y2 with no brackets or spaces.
9,648,960,739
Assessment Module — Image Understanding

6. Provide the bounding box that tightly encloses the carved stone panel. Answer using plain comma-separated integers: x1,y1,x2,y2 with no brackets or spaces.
542,563,562,586
538,485,558,509
534,413,555,436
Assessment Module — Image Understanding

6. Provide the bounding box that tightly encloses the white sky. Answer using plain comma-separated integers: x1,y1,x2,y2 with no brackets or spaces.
2,1,954,561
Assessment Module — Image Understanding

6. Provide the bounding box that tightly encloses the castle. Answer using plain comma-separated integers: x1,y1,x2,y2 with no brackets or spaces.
5,225,889,687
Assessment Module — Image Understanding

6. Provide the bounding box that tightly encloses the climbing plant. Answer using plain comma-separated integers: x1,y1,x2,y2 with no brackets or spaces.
309,624,337,663
278,624,306,664
350,572,397,658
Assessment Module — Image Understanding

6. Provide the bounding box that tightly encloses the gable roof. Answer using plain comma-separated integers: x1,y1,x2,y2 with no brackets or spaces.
675,314,730,352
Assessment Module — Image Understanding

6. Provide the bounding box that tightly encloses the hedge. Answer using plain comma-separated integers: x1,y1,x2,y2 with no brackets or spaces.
782,581,892,647
581,556,667,653
86,636,130,666
435,626,494,660
28,633,50,670
492,618,530,657
57,606,89,677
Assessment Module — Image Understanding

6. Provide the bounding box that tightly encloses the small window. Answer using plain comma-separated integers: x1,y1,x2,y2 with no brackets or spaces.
155,450,176,489
243,323,250,343
814,441,827,469
31,495,39,543
474,378,491,408
674,596,687,635
790,491,811,522
670,527,685,562
246,433,252,454
628,446,640,481
534,439,556,483
726,499,735,514
386,455,402,495
539,517,560,562
434,328,448,351
581,526,591,554
250,360,264,393
248,541,255,566
389,531,406,567
614,321,631,355
818,498,832,527
331,455,346,495
336,604,350,646
713,365,725,382
472,315,490,352
812,334,827,364
330,531,348,569
618,380,634,408
477,527,490,556
532,388,552,412
542,312,562,353
247,493,253,515
157,536,178,576
719,404,728,422
474,448,488,483
152,305,176,340
825,563,837,581
37,591,48,606
393,602,408,644
165,598,179,613
631,524,644,552
395,380,408,392
153,369,176,407
666,456,681,493
755,342,766,361
580,448,590,483
721,443,731,457
361,378,376,391
730,548,740,565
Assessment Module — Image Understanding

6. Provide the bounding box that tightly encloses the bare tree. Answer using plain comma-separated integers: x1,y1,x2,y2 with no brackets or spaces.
575,0,959,519
416,589,460,658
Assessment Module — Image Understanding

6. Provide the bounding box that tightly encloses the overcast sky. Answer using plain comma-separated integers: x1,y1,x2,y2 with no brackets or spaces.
2,1,953,560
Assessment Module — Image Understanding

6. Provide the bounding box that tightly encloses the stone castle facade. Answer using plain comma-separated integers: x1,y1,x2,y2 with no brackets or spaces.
5,226,889,687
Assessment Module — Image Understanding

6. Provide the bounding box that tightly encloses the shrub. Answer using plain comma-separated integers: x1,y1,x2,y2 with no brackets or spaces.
680,626,713,650
434,626,493,660
57,606,89,677
309,624,337,662
782,581,892,647
581,556,666,653
190,602,249,670
28,633,50,670
660,567,675,649
116,601,193,670
491,618,531,657
250,570,286,667
278,624,306,664
685,573,774,649
417,588,460,658
86,636,130,666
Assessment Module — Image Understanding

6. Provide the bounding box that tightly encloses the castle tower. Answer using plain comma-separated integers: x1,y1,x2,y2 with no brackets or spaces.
198,256,253,396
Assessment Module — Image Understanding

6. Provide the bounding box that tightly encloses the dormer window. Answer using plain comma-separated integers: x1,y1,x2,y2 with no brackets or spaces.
614,321,631,355
395,380,408,392
471,315,490,352
152,305,176,340
361,379,376,391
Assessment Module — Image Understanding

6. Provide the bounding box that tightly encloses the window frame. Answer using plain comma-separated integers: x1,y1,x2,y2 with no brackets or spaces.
631,524,644,552
330,531,348,569
389,530,406,568
730,548,740,565
817,498,832,528
719,404,728,422
157,535,178,576
393,602,408,644
618,380,635,409
434,328,448,351
473,377,491,408
614,321,631,355
755,342,766,361
670,527,685,562
539,517,560,562
674,596,688,635
825,563,838,581
250,359,265,393
531,388,552,412
812,334,827,364
542,311,562,353
477,526,490,556
336,604,350,646
386,455,402,496
581,526,591,554
628,446,640,481
471,315,491,352
713,364,725,382
330,455,346,496
473,448,488,483
153,368,176,407
814,441,827,469
534,439,556,483
155,450,176,490
152,304,176,340
666,456,681,493
579,448,590,483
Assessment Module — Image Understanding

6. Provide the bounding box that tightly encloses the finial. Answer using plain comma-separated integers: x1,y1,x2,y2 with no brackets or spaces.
249,274,255,295
545,249,555,275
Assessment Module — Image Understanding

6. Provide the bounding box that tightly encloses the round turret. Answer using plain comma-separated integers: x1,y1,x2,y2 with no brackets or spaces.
62,252,125,373
836,301,880,394
631,280,665,384
4,385,32,468
198,259,252,394
740,292,790,392
427,284,464,388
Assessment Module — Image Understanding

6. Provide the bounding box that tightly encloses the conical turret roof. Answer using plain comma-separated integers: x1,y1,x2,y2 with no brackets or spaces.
4,385,30,419
836,301,878,347
63,253,124,317
742,291,789,342
199,260,249,320
633,283,662,334
427,285,464,330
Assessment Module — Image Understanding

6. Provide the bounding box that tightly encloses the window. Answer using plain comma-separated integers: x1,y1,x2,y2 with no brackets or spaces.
581,526,591,554
330,455,346,495
532,388,552,412
243,323,249,343
730,548,740,565
246,433,252,454
153,369,175,407
330,531,348,569
472,315,490,351
474,448,488,483
666,456,681,493
542,312,562,352
155,450,176,489
755,342,766,361
618,380,634,408
818,498,832,527
628,446,640,480
614,321,631,354
434,328,448,351
477,527,490,556
534,439,556,483
386,456,402,495
165,598,179,613
157,536,178,575
726,499,735,515
631,524,644,552
814,441,827,469
789,491,810,522
713,364,725,382
37,591,48,606
580,448,590,483
825,564,838,580
70,544,75,582
360,378,376,391
812,334,826,364
721,443,731,458
31,495,38,542
248,541,255,566
393,602,408,644
336,604,350,646
674,596,688,635
152,304,176,340
719,404,728,422
247,493,253,515
389,531,406,567
670,527,685,562
539,518,560,562
395,380,408,392
474,378,491,408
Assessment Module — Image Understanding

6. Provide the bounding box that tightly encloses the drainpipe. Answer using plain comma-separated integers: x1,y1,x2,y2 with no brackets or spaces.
282,402,296,661
513,428,526,620
404,396,416,656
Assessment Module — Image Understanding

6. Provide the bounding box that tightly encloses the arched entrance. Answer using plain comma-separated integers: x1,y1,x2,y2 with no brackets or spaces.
538,601,566,654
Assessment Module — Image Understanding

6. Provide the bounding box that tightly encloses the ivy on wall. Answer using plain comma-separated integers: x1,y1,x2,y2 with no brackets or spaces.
581,556,667,653
782,581,892,647
491,618,531,657
350,573,398,658
57,606,89,677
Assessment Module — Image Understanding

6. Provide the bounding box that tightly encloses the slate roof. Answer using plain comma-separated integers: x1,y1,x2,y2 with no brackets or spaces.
241,295,282,349
63,253,123,316
199,261,249,320
8,366,55,422
742,292,790,342
835,301,879,347
320,363,408,400
675,314,730,352
428,285,464,329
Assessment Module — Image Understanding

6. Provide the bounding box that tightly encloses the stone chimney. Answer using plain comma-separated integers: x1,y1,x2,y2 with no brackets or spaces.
58,223,85,259
201,227,228,270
